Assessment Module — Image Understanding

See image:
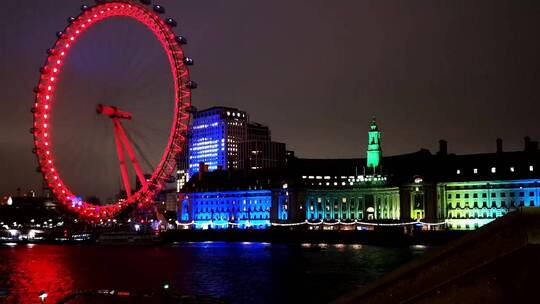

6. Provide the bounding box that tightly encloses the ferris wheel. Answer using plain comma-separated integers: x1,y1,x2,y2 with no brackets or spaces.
31,0,195,220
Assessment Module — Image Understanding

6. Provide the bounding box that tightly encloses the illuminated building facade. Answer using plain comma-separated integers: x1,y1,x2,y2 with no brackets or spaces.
438,179,540,230
188,107,248,177
304,187,400,221
178,169,295,229
180,190,273,229
434,138,540,230
180,118,540,231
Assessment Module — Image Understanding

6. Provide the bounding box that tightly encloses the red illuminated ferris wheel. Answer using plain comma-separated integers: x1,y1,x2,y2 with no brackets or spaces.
31,0,195,220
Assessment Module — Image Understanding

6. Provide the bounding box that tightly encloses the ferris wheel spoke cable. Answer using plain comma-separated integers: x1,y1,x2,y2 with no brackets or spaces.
122,126,154,174
56,120,115,202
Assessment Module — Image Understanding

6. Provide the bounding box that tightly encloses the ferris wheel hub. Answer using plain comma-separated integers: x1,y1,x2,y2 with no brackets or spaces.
96,104,132,120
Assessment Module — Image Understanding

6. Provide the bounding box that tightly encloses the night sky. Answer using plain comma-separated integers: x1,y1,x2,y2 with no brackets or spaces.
1,0,540,196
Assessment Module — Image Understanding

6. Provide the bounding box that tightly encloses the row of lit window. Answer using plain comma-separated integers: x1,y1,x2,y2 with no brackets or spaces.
307,201,397,210
226,121,244,127
307,213,396,220
226,111,246,118
447,223,484,230
313,196,398,203
302,175,386,180
308,204,395,212
192,122,220,130
308,213,364,220
190,144,220,151
448,191,536,199
447,212,503,219
456,166,534,175
447,200,535,209
191,138,221,145
196,214,269,220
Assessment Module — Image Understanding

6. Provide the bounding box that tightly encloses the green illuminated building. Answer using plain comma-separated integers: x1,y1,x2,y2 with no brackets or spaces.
437,179,540,230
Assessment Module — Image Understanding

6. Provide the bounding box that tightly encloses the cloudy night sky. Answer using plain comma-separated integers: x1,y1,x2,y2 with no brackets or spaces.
1,0,540,196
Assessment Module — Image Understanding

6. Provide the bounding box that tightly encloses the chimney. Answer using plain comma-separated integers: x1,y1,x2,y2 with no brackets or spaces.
198,162,205,181
524,136,531,152
438,139,448,156
530,141,539,152
496,138,503,153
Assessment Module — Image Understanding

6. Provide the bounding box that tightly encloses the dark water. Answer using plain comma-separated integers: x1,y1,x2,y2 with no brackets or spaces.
0,242,427,303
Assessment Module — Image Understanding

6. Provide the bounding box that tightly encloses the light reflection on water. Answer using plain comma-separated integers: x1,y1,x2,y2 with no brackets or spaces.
0,242,427,303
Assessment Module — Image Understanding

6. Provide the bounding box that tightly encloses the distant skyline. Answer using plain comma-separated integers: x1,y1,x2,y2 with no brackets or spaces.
1,0,540,194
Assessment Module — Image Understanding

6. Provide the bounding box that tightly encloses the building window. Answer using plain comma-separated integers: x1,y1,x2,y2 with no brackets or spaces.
491,167,496,173
473,168,478,174
448,194,452,199
456,169,461,175
530,165,534,172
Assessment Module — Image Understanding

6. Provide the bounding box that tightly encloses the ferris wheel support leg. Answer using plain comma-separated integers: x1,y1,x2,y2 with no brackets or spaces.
113,119,132,197
114,120,148,188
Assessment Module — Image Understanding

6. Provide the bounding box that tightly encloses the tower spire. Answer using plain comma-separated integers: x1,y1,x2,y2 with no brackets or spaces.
366,117,382,173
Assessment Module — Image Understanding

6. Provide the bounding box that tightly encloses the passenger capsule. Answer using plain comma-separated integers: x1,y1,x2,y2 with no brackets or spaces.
186,80,198,89
175,35,187,45
153,5,165,14
165,18,177,27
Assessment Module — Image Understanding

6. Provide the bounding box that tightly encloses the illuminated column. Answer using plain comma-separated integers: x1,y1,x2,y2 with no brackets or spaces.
366,118,382,173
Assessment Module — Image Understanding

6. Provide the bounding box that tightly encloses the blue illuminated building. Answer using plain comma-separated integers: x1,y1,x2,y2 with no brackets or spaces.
180,190,272,229
188,107,248,177
178,169,293,229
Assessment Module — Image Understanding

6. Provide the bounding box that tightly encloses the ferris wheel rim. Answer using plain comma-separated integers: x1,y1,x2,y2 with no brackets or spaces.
31,0,191,220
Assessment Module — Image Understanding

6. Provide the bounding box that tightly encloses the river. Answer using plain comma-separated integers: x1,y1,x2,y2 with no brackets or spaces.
0,242,427,303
